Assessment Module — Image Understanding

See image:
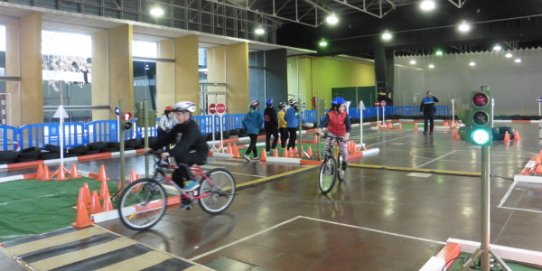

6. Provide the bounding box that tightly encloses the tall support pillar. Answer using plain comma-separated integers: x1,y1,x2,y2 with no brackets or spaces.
20,12,43,124
374,42,394,104
91,31,110,120
109,25,134,115
174,35,199,112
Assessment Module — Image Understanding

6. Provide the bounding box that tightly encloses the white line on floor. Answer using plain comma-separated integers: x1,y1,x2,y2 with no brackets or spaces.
189,216,302,261
416,150,457,168
300,216,445,245
498,205,542,214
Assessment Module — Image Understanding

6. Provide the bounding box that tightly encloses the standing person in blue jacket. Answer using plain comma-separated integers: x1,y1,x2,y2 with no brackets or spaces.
420,90,439,135
284,98,300,151
242,100,264,161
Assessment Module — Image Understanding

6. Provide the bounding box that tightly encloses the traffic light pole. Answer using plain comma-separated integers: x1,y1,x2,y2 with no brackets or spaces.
118,100,126,189
462,145,511,271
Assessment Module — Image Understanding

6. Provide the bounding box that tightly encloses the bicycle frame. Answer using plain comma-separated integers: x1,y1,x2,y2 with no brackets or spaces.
154,157,214,202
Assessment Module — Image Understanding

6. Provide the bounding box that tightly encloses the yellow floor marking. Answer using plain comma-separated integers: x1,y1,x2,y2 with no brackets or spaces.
31,237,135,270
348,163,481,177
236,165,317,189
6,227,104,255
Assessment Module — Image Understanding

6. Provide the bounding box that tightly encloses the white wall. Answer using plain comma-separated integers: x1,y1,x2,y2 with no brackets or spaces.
394,48,542,116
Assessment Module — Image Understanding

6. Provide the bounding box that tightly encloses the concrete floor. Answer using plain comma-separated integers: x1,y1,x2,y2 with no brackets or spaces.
1,122,542,270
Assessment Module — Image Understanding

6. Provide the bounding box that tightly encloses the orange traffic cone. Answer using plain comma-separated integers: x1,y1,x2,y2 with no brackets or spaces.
69,163,80,179
535,164,542,175
521,168,530,176
82,183,92,209
260,150,267,161
513,130,521,141
534,155,541,166
89,191,103,214
35,164,43,180
72,187,93,229
99,179,111,201
307,146,313,158
232,145,240,158
273,148,279,157
283,148,288,158
129,169,138,184
96,165,108,182
539,150,542,160
226,144,233,154
40,165,51,181
51,165,69,181
503,131,510,142
102,195,113,211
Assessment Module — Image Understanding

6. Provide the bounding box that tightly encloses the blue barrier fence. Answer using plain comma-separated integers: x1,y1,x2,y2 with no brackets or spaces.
0,105,450,151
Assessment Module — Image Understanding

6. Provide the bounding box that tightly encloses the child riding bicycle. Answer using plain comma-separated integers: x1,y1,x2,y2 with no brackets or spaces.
318,96,351,170
149,101,209,207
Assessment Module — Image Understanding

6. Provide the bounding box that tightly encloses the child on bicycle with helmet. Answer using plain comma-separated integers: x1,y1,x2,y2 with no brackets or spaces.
150,101,209,196
157,105,175,138
318,96,351,170
242,100,264,161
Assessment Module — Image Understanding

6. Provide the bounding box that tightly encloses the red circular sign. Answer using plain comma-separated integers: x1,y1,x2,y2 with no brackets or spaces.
216,103,226,114
208,103,216,114
374,102,381,106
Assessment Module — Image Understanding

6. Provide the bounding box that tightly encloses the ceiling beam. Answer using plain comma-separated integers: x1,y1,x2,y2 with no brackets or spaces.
330,0,395,19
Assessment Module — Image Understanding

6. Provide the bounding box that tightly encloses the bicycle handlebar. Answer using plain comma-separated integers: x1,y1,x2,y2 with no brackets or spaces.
322,133,344,142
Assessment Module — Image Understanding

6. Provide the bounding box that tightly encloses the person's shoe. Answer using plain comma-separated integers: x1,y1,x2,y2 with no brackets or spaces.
252,157,260,160
342,162,348,171
242,154,251,162
181,180,200,192
180,195,192,210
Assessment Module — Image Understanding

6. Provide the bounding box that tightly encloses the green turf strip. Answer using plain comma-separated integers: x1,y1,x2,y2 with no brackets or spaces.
0,177,118,242
447,252,542,271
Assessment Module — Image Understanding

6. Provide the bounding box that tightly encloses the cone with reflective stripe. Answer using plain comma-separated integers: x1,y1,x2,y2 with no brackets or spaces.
72,187,93,229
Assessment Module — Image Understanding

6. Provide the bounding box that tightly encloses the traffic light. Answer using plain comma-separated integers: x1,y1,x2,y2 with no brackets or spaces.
467,87,492,145
121,112,132,131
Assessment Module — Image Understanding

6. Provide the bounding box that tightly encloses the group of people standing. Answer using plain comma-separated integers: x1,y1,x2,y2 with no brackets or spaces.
242,98,301,161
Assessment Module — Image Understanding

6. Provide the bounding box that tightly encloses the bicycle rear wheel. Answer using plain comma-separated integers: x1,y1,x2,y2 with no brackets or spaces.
118,178,167,230
199,168,236,214
319,157,337,194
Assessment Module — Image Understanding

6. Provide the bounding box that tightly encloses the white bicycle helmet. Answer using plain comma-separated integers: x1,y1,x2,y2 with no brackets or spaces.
173,101,196,113
288,98,297,106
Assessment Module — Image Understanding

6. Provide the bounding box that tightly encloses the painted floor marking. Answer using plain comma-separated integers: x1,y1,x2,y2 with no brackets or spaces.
416,150,457,168
407,172,433,178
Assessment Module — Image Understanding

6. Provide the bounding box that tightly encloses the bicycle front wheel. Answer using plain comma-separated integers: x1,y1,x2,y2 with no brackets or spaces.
199,168,236,214
319,157,337,194
118,178,167,230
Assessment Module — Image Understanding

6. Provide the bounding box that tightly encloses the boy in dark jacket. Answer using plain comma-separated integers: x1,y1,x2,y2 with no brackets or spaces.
419,91,439,135
263,98,279,153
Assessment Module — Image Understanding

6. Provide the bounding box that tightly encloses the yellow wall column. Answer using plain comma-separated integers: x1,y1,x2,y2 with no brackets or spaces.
225,43,249,114
157,39,175,112
174,35,199,113
20,12,43,124
5,19,21,126
91,31,109,120
108,25,134,114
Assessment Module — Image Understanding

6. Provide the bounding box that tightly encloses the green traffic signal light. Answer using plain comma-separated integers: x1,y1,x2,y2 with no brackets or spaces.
470,128,491,145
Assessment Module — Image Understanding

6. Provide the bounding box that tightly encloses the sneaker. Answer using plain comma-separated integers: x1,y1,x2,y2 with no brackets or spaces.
181,180,200,192
252,157,260,160
180,196,192,210
242,154,251,162
342,162,348,171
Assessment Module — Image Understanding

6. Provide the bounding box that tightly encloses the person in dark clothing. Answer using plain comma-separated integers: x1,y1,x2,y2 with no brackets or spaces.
263,98,279,152
419,91,439,135
150,101,209,194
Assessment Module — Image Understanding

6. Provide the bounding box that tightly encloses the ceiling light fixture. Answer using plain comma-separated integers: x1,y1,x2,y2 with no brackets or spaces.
150,5,165,17
492,45,502,52
409,60,417,65
469,61,476,67
428,64,435,69
381,30,393,41
514,58,522,63
435,49,444,56
319,39,328,48
325,13,339,26
457,21,471,33
419,0,436,11
505,52,513,58
254,25,265,35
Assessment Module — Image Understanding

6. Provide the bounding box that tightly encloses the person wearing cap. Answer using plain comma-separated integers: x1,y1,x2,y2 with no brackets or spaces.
242,100,264,161
263,98,279,153
157,105,174,138
284,98,299,151
150,101,209,208
419,90,439,135
318,96,351,171
277,103,288,149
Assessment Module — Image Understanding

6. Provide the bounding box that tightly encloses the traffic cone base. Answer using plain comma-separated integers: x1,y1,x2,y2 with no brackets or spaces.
52,165,69,181
35,164,43,180
41,166,51,181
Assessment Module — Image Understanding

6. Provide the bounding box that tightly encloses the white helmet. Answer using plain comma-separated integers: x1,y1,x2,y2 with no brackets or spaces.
173,101,196,113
